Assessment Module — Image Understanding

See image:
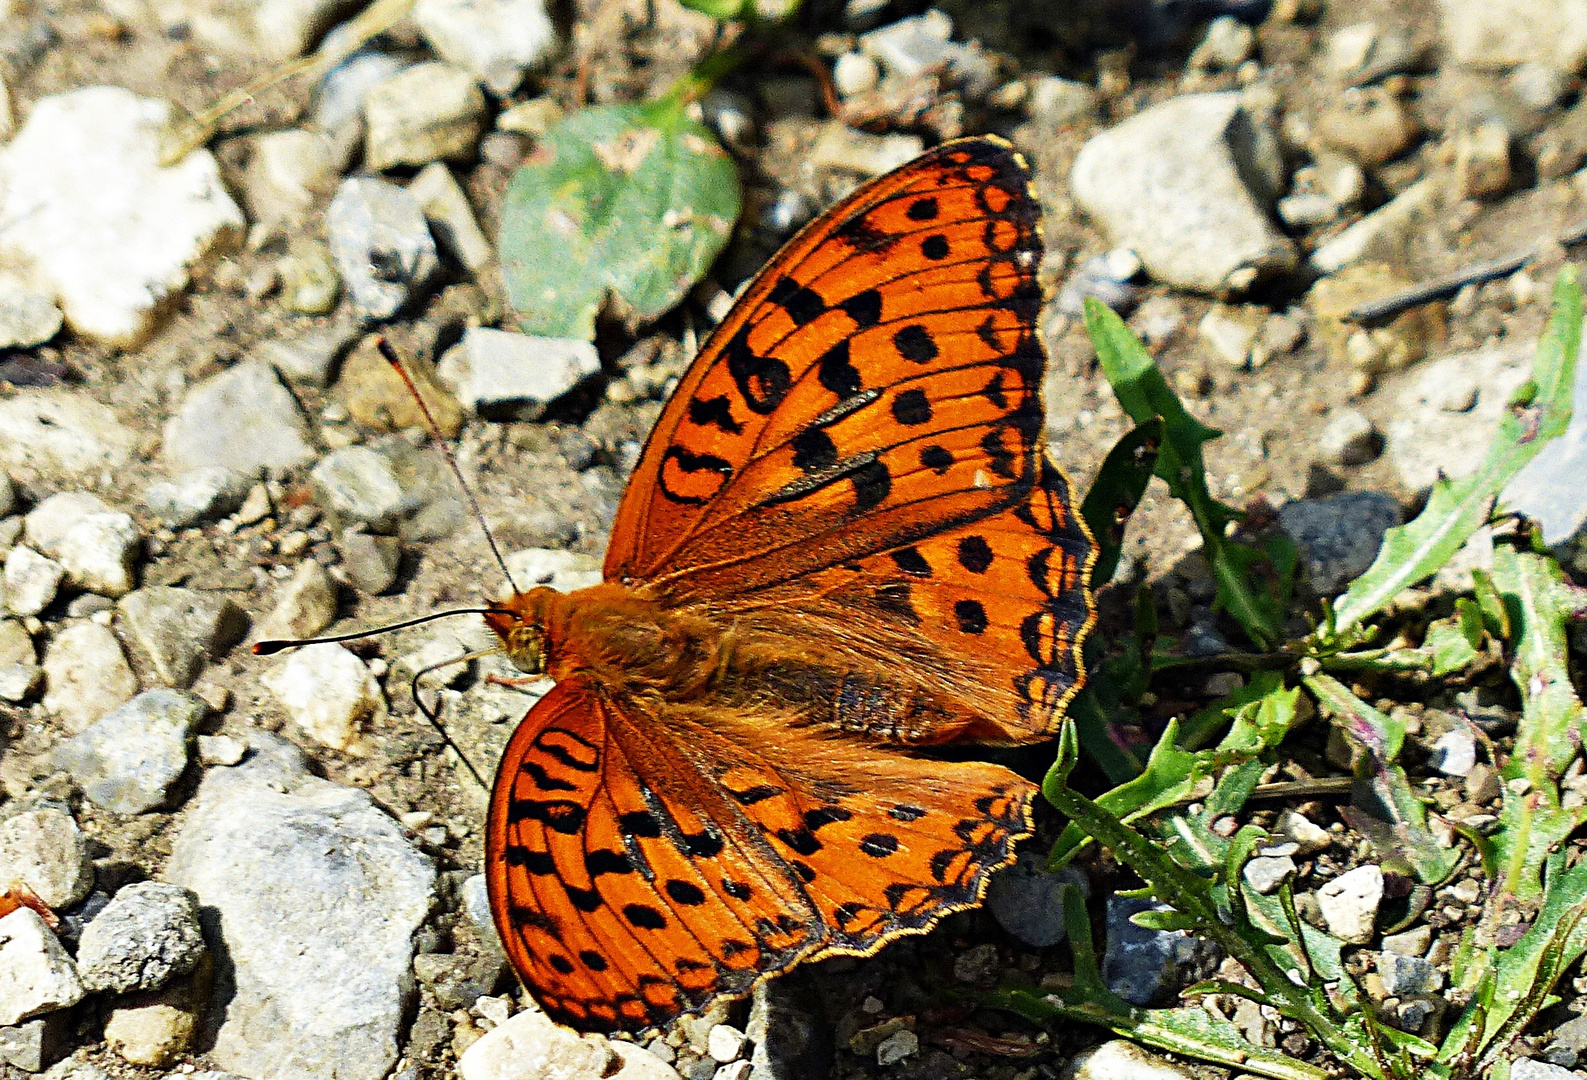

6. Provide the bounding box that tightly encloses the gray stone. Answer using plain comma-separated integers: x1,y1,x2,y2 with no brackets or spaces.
1057,253,1145,317
0,1012,70,1071
0,618,32,667
311,446,411,531
166,732,435,1080
1511,1060,1581,1080
148,0,361,59
0,279,62,348
325,177,439,321
436,329,600,420
413,0,557,96
1504,335,1587,564
42,620,138,734
254,560,339,643
1064,1040,1199,1080
1189,16,1256,70
142,467,255,528
1377,950,1442,996
1319,408,1381,467
0,663,40,702
407,163,493,272
258,321,360,388
1102,896,1222,1006
240,128,339,225
24,492,108,554
0,808,93,909
1277,492,1402,597
1437,0,1587,71
260,643,387,755
54,689,203,814
364,63,486,172
198,734,248,767
0,473,13,518
163,360,316,476
1385,339,1535,492
0,908,84,1027
335,530,402,595
76,881,206,993
501,548,602,594
0,87,244,347
985,854,1085,947
51,511,140,598
0,391,137,479
832,52,879,97
1243,855,1297,894
276,242,342,316
117,586,248,689
1026,76,1099,128
313,52,409,169
1071,93,1294,294
1317,864,1384,944
4,546,63,617
1432,728,1478,777
1311,178,1439,274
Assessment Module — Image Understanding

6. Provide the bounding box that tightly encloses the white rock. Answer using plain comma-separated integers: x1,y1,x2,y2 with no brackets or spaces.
53,513,140,598
324,177,440,321
1511,1060,1582,1080
1437,0,1587,71
1027,76,1099,127
363,62,487,171
0,272,64,348
241,129,340,225
436,329,599,419
254,559,339,642
0,808,94,909
4,546,64,617
310,446,410,531
1310,178,1439,274
0,662,40,702
0,87,244,347
261,643,387,754
460,1009,681,1079
142,467,254,528
708,1024,747,1063
42,620,139,733
500,548,602,596
859,8,953,77
0,618,31,667
25,492,112,555
0,908,85,1027
832,52,880,97
163,360,317,476
407,162,493,272
1275,809,1331,855
807,125,924,177
54,689,204,814
1384,338,1534,492
198,733,248,766
1061,1041,1197,1080
1432,728,1478,777
414,0,558,96
874,1029,918,1065
148,0,353,58
0,391,137,479
1317,864,1384,944
313,52,409,169
1319,408,1380,467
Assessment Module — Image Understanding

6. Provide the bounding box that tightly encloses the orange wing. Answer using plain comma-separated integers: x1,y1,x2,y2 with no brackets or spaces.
486,675,1032,1036
603,136,1095,742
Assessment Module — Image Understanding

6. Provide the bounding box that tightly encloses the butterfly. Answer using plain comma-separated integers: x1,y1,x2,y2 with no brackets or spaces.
480,136,1097,1035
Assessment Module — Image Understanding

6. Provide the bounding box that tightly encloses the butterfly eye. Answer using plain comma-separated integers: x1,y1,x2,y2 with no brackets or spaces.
507,624,549,674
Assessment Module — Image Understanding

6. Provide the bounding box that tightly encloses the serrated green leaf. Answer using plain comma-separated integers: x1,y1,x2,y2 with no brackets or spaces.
499,100,742,340
1324,268,1581,636
1080,417,1164,586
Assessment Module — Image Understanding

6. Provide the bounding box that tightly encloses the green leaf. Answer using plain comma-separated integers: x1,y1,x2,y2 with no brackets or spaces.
676,0,752,16
499,100,742,340
1080,417,1164,587
1324,267,1582,636
1425,616,1480,678
1084,300,1290,647
1485,545,1587,898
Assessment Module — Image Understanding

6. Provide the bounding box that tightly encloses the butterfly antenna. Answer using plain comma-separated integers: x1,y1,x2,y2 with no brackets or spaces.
252,608,512,655
409,651,501,793
373,336,522,596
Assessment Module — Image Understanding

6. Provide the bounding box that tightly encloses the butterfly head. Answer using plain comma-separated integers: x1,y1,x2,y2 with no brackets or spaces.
484,589,554,674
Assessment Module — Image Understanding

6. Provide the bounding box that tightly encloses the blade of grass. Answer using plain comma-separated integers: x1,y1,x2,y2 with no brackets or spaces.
1080,417,1164,587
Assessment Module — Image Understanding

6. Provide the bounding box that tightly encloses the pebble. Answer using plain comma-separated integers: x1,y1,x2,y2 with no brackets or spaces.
1026,75,1099,129
413,0,557,96
103,973,206,1066
1377,950,1442,996
708,1024,748,1063
1456,120,1512,200
715,1062,752,1080
276,242,343,316
0,663,40,702
364,63,487,171
325,177,440,321
1436,0,1587,72
241,129,340,225
311,446,411,532
833,52,880,97
0,278,63,348
1277,191,1341,229
1316,864,1384,944
407,162,493,272
0,1013,70,1071
1063,1039,1199,1080
1188,15,1256,70
1243,854,1297,894
459,874,507,961
198,733,248,767
1057,253,1144,316
1432,728,1478,777
148,0,353,58
457,1008,678,1079
260,642,388,754
4,546,64,617
1275,809,1332,855
873,1029,919,1066
0,87,244,347
337,337,464,437
1510,1061,1581,1080
259,322,360,388
1071,92,1294,294
497,97,565,137
502,548,603,595
254,559,340,643
1197,306,1262,368
336,530,403,595
806,125,924,177
1277,492,1402,596
1310,179,1439,274
117,585,248,689
1504,328,1587,555
437,329,601,420
41,620,137,733
54,689,203,814
1102,896,1222,1006
313,52,409,168
142,467,254,528
163,360,317,475
1318,408,1382,467
48,509,140,599
1510,61,1572,111
76,881,206,993
0,908,84,1026
0,391,137,479
1316,86,1421,166
166,733,435,1080
1385,339,1534,492
0,809,93,909
0,474,13,518
986,855,1084,947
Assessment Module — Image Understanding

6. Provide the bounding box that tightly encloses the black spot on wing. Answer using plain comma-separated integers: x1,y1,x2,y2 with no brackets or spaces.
921,234,949,260
920,445,953,474
906,197,939,221
768,275,827,326
817,340,862,399
724,326,791,415
957,535,993,573
840,289,883,328
860,833,900,858
955,599,989,635
688,395,742,435
892,388,932,426
889,546,931,577
623,903,668,930
618,811,663,837
893,325,938,364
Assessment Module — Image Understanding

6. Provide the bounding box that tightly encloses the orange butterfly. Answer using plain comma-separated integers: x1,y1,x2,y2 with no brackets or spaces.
481,136,1097,1035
